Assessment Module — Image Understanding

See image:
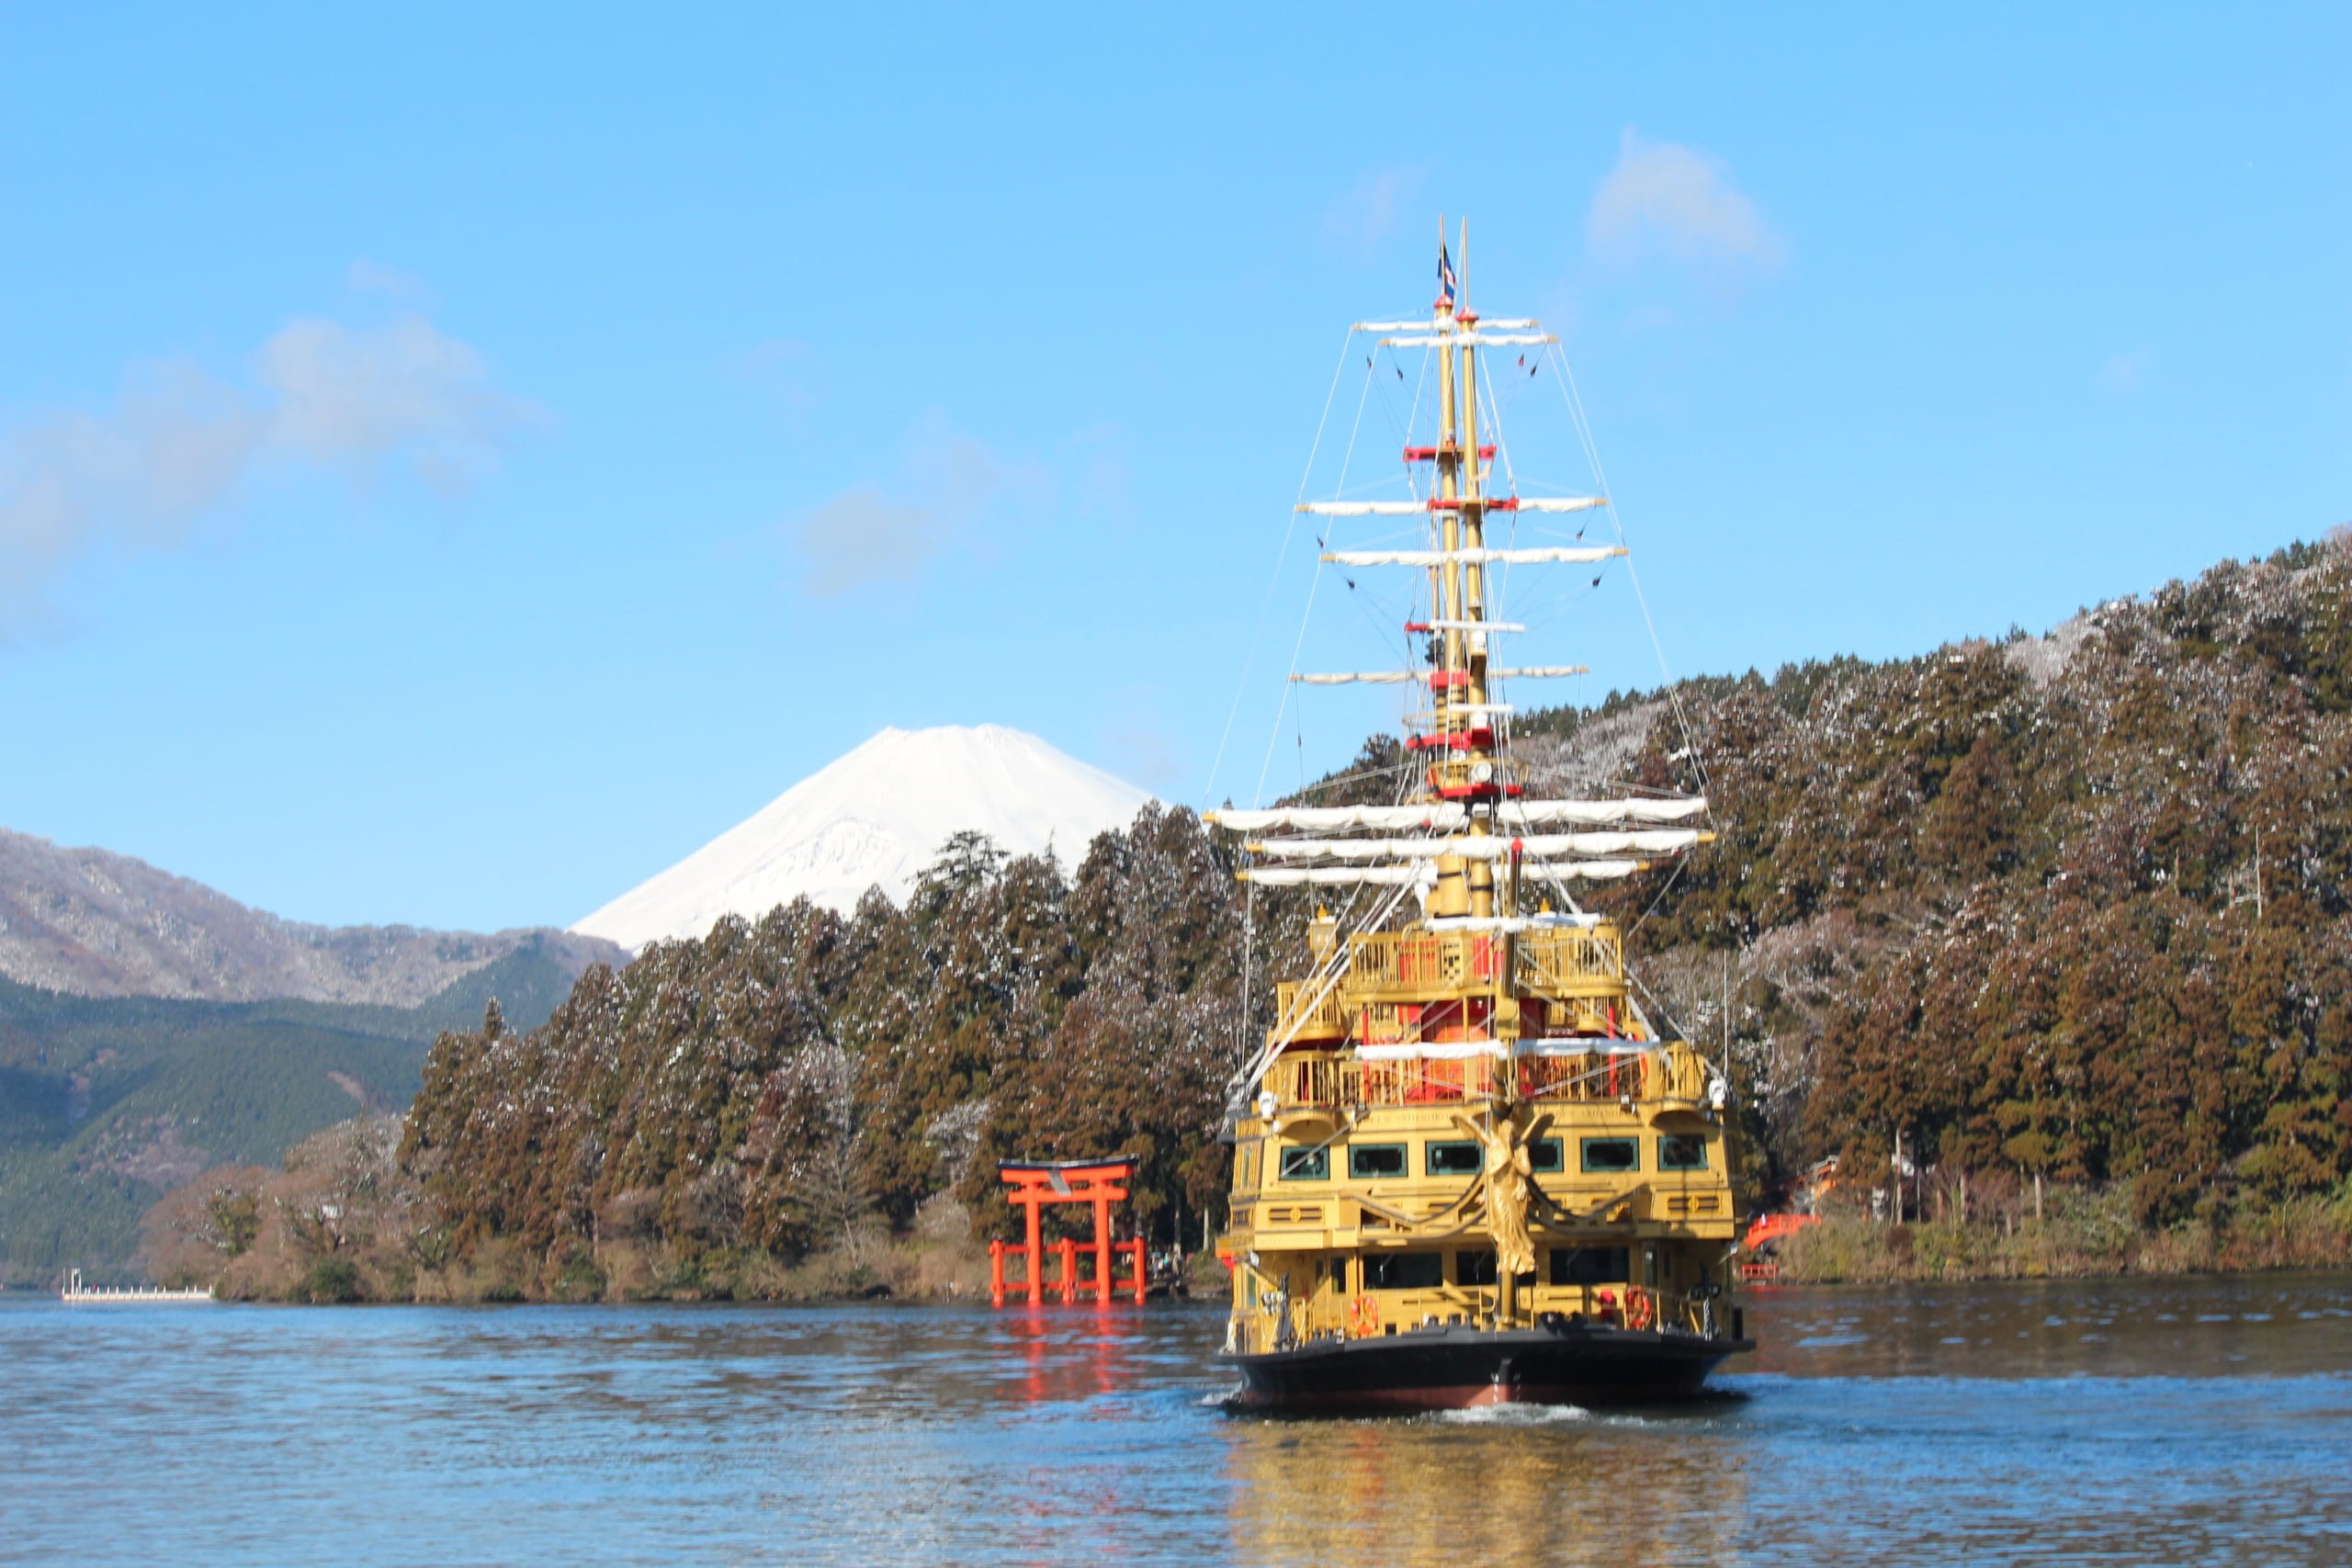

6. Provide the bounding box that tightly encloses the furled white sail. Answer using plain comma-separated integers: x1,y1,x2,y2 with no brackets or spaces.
1209,799,1702,832
1353,318,1540,333
1379,333,1555,348
1291,666,1590,684
1323,547,1623,567
1246,829,1705,862
1208,805,1454,832
1239,859,1644,886
1498,798,1707,827
1424,913,1601,933
1299,497,1604,518
1358,1041,1506,1062
1510,498,1609,513
1424,618,1523,634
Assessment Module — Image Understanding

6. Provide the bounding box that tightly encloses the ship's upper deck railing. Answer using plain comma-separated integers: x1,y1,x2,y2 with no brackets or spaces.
1261,1041,1713,1111
1344,926,1623,1001
1264,927,1632,1048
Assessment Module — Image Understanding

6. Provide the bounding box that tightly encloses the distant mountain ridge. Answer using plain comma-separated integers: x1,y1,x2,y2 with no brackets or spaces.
573,724,1156,948
0,828,623,1004
0,934,600,1285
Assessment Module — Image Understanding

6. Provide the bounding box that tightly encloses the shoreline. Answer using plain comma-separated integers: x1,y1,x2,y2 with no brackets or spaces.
1757,1196,2352,1286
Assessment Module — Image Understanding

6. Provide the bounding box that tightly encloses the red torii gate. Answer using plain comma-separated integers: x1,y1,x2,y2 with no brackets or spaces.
989,1157,1147,1306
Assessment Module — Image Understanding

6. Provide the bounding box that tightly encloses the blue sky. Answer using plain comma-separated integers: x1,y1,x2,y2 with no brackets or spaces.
2,5,2345,932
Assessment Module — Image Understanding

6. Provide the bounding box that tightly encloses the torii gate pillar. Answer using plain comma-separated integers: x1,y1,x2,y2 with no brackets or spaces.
993,1157,1145,1306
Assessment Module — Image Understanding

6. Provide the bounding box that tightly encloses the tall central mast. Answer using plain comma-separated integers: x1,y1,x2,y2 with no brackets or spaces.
1430,220,1498,922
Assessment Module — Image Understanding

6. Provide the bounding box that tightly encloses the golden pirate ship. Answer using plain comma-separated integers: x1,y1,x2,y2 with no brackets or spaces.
1209,231,1750,1411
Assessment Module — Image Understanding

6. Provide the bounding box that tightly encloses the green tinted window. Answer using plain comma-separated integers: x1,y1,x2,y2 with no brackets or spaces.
1548,1246,1630,1286
1657,1134,1709,1171
1425,1140,1481,1176
1581,1137,1639,1173
1350,1144,1408,1179
1278,1145,1329,1180
1531,1137,1564,1174
1364,1252,1443,1290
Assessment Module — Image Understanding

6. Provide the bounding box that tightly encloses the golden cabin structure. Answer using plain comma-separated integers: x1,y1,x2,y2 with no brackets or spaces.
1220,915,1738,1353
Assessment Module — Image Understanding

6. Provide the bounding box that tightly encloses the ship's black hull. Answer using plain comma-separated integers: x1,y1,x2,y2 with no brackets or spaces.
1218,1324,1751,1413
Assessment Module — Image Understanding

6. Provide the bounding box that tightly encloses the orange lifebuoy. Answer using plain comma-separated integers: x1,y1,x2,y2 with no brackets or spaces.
1348,1294,1381,1337
1625,1288,1655,1332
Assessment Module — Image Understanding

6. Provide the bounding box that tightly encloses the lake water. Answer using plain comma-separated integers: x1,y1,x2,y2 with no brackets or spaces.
6,1273,2349,1565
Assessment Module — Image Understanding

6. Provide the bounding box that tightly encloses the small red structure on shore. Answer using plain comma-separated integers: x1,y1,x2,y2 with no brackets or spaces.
989,1158,1148,1306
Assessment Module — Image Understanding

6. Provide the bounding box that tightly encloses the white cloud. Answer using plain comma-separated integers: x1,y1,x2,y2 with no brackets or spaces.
1069,423,1135,526
1322,165,1426,254
259,316,539,491
345,258,429,301
793,485,943,597
0,284,538,631
1587,130,1784,276
2098,347,2155,394
788,414,1046,598
735,336,825,422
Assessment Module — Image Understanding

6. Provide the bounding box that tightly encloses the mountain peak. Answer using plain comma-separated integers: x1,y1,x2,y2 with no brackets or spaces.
571,726,1156,949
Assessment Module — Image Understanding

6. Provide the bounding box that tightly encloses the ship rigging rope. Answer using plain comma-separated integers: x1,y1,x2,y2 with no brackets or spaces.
1476,360,1526,762
1226,874,1419,1111
1253,350,1378,807
1544,341,1716,822
1204,326,1355,808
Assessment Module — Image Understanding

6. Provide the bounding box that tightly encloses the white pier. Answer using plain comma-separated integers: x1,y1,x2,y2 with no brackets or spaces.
61,1268,214,1304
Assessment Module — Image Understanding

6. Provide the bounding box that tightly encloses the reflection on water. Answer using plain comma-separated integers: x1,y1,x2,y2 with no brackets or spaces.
3,1274,2348,1566
1223,1395,1750,1567
1220,1274,2352,1567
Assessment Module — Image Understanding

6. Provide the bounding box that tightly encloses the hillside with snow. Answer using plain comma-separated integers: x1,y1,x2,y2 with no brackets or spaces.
0,827,623,1004
572,725,1156,948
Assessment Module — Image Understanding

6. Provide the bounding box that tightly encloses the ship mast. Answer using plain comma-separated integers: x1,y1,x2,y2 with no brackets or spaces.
1215,224,1713,1099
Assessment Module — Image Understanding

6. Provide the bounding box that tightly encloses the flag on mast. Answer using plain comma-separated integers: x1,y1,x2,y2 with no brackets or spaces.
1437,243,1458,312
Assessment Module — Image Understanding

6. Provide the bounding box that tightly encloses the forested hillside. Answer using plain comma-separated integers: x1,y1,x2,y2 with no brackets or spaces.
164,537,2352,1298
394,814,1250,1299
0,938,591,1283
1574,536,2352,1229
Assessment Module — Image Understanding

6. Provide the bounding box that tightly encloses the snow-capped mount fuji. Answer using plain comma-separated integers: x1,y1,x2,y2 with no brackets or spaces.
571,725,1157,949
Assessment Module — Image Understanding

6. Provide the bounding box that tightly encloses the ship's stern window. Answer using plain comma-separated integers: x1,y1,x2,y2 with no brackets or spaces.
1580,1136,1639,1173
1349,1144,1408,1179
1425,1140,1481,1176
1548,1246,1630,1286
1454,1250,1498,1286
1364,1252,1443,1290
1657,1134,1709,1171
1531,1137,1564,1174
1278,1145,1329,1180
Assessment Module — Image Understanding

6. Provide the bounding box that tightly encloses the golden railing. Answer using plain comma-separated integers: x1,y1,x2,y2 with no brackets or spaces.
1262,1053,1505,1109
1269,980,1350,1043
1343,927,1624,1003
1230,1281,1728,1352
1514,928,1623,993
1265,1043,1709,1111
